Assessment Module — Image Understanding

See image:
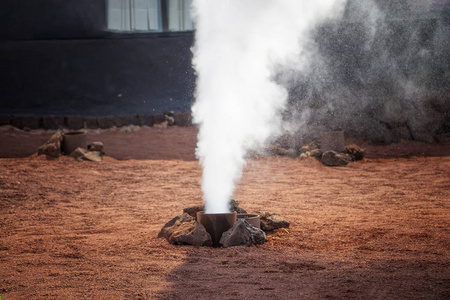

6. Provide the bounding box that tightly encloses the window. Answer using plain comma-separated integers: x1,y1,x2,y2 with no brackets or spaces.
107,0,193,32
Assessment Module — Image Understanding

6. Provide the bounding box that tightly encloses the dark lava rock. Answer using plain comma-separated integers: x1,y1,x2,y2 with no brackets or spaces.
343,144,365,161
183,205,204,220
255,211,290,231
321,151,352,167
230,199,247,214
219,219,267,248
88,142,104,153
158,213,212,246
38,131,63,157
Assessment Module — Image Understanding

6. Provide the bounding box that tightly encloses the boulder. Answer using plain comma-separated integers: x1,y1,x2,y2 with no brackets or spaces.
343,144,365,161
309,149,323,158
183,205,204,220
38,131,63,157
70,147,102,162
321,151,351,167
255,211,290,231
159,213,212,246
219,219,267,248
88,142,104,153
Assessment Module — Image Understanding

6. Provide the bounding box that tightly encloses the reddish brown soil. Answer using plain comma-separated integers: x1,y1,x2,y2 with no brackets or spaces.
0,125,449,299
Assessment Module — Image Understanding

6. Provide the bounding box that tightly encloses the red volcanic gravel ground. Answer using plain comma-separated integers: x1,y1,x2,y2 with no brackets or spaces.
0,125,449,299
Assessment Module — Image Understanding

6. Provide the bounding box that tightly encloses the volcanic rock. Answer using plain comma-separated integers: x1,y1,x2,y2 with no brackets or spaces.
183,205,204,220
70,147,102,162
38,131,63,157
255,211,290,231
230,199,247,214
321,151,351,166
88,142,104,153
219,219,267,247
158,213,212,246
343,144,365,161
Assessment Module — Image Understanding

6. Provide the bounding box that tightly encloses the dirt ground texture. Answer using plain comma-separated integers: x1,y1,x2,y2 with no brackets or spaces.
0,125,449,299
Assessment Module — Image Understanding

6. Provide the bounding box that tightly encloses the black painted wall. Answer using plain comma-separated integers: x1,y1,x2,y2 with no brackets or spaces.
0,0,195,116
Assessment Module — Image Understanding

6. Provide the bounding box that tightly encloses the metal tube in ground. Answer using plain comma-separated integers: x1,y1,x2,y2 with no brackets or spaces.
197,211,237,247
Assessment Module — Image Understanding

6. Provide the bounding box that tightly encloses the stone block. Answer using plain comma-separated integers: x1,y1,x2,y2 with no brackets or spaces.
137,114,155,127
174,112,192,126
83,117,99,129
11,115,41,130
0,115,11,126
97,116,115,129
113,114,138,127
66,116,84,130
153,114,166,125
42,116,64,130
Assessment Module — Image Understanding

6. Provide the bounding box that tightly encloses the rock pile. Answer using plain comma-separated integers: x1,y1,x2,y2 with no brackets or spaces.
298,142,365,167
38,131,104,161
159,202,290,248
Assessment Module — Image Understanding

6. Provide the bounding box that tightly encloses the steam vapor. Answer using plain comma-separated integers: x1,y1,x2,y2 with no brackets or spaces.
191,0,347,213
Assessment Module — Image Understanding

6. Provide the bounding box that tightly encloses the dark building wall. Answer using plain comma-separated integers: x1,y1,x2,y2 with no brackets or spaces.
0,0,106,40
0,0,195,116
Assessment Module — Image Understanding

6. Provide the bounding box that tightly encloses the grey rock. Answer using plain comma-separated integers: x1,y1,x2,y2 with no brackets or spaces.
255,211,290,231
38,131,63,157
219,219,267,248
321,151,351,167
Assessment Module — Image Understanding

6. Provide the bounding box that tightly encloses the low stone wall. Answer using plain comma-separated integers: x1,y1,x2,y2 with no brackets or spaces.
0,112,192,130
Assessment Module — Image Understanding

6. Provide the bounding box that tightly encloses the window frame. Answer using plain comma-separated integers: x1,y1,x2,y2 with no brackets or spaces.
105,0,195,38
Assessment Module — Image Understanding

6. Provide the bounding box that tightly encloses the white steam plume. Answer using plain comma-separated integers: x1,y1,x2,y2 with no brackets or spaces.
191,0,346,213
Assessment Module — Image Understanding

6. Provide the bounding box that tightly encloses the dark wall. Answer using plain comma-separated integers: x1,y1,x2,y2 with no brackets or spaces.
0,0,106,40
0,0,195,116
